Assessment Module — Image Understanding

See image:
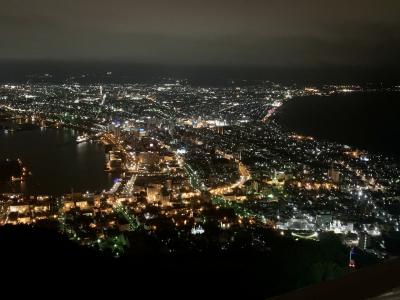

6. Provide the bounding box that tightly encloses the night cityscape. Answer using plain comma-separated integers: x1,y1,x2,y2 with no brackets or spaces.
1,1,400,299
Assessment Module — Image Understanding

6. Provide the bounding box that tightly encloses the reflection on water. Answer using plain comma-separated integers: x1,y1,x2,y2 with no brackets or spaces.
0,122,114,196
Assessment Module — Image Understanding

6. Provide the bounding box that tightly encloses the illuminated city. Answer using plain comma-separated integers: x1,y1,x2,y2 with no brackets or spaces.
1,82,400,257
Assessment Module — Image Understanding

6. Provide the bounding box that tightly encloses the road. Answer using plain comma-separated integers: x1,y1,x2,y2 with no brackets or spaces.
209,156,251,196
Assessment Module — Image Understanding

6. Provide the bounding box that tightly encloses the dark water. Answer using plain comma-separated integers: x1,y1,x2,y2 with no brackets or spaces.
276,92,400,159
0,123,114,196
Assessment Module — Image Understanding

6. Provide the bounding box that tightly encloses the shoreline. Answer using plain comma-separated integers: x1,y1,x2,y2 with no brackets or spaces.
275,91,400,161
0,116,115,197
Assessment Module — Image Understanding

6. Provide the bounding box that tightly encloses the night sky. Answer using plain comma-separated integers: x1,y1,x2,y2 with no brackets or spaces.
1,0,399,70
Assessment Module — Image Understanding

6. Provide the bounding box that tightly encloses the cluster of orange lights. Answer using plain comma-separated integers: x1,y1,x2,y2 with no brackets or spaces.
292,181,338,191
344,150,364,159
289,135,314,141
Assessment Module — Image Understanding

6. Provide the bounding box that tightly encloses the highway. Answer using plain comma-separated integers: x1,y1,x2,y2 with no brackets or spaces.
209,152,251,196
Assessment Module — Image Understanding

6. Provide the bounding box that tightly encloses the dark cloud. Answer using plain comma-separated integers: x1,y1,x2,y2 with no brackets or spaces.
0,0,399,68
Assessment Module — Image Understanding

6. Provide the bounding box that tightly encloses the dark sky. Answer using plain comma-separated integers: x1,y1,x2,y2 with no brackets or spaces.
1,0,399,68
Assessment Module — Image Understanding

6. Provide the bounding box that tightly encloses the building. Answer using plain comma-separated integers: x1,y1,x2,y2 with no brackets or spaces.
316,214,333,229
328,167,340,183
358,232,371,250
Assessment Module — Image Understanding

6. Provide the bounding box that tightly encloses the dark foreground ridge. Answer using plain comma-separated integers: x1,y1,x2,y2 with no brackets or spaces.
0,225,394,299
271,258,400,300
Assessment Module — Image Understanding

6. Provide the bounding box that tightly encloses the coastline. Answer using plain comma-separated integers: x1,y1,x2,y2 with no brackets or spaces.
0,115,114,196
275,91,400,161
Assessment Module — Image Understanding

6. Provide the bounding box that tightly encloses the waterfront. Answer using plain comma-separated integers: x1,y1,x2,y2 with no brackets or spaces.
1,82,400,299
276,92,400,160
0,121,114,195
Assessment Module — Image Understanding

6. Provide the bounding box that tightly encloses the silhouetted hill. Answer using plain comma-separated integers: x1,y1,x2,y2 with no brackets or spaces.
271,258,400,300
0,225,385,300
